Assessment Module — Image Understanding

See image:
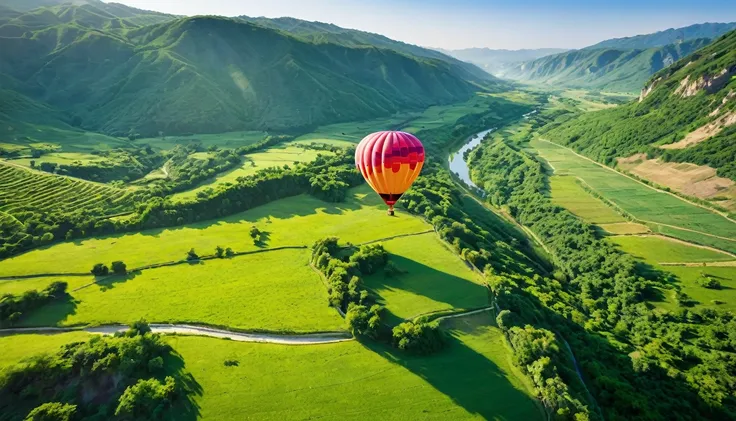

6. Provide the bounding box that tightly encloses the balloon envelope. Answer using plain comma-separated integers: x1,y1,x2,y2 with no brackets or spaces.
355,131,425,207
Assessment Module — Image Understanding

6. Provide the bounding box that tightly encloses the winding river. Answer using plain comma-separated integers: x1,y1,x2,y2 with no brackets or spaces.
448,128,495,189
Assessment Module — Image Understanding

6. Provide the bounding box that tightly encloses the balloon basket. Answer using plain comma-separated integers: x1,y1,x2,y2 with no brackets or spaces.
387,208,395,217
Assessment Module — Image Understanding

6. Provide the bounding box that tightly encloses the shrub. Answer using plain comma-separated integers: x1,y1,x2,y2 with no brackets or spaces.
345,304,383,337
91,263,109,276
115,376,177,417
225,247,235,257
392,320,444,354
697,275,721,289
186,248,199,261
24,402,77,421
215,246,224,258
111,261,127,275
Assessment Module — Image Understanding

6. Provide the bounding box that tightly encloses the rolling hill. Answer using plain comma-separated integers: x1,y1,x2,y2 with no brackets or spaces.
439,47,568,75
543,29,736,204
0,5,500,138
503,38,710,92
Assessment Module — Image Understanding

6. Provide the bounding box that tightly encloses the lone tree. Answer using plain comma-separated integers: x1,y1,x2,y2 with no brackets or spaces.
110,261,127,275
215,246,224,258
186,248,199,261
249,226,261,241
225,247,235,257
91,263,109,276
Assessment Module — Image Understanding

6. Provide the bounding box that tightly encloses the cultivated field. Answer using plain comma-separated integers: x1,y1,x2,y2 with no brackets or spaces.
1,249,344,333
0,162,134,216
531,138,736,253
549,175,626,224
598,222,650,235
364,233,488,323
610,236,734,263
134,130,268,150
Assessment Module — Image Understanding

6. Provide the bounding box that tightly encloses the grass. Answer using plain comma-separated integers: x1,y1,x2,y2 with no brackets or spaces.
0,332,91,370
5,249,344,333
611,235,736,311
170,145,332,202
598,222,651,235
549,175,626,224
610,236,734,263
9,152,107,168
134,131,268,151
531,138,736,253
292,114,414,145
364,233,488,323
0,122,130,153
164,311,541,421
0,185,428,276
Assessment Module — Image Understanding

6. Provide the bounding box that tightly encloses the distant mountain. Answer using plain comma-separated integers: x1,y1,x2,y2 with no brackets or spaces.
544,29,736,181
439,48,568,75
0,5,500,137
503,38,710,92
585,21,736,50
237,16,498,86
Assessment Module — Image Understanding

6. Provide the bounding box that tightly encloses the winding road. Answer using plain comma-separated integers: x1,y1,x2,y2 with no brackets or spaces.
0,324,353,345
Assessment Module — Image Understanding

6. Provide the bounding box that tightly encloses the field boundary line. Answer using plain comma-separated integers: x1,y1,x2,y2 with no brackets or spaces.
0,323,353,345
536,138,736,224
355,230,435,246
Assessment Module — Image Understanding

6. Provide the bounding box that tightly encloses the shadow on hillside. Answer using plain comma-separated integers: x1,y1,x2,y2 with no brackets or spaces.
362,329,542,420
162,348,203,421
364,255,488,324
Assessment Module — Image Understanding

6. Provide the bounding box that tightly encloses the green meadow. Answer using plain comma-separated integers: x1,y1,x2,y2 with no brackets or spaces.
0,185,429,277
1,249,343,333
611,236,736,311
531,138,736,253
134,130,268,150
0,332,91,370
364,233,488,322
171,145,331,202
0,312,541,421
549,175,625,224
166,312,541,421
610,236,734,263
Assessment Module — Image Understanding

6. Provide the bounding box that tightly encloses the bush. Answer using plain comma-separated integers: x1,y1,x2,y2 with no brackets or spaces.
111,261,127,275
392,320,444,354
345,304,383,337
24,402,77,421
225,247,235,257
91,263,109,276
186,248,199,261
215,246,224,258
115,376,177,417
698,275,721,289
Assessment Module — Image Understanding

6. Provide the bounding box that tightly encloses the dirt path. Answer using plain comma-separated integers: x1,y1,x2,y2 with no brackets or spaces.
536,139,736,224
0,324,353,345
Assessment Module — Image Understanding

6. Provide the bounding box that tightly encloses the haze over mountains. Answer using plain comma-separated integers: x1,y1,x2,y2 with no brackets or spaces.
438,48,569,76
503,22,736,92
0,0,501,137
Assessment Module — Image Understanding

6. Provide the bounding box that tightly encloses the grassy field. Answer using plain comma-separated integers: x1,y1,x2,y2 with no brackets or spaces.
9,152,108,168
0,313,541,421
549,175,626,224
292,114,414,146
0,332,91,370
165,312,541,421
134,131,268,150
364,233,488,323
0,185,428,276
2,249,344,333
598,222,651,235
171,145,331,202
0,123,130,153
531,138,736,253
611,235,736,311
0,161,135,216
610,236,734,263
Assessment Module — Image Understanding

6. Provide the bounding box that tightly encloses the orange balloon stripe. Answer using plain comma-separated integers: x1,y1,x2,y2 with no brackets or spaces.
355,131,425,206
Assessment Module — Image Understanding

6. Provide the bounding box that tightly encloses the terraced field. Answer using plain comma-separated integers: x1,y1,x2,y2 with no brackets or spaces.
0,162,135,215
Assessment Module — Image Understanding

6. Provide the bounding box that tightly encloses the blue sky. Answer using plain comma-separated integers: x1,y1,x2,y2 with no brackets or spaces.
108,0,736,49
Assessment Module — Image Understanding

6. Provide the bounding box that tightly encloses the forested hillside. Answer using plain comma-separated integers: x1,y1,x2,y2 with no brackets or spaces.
503,38,710,92
543,29,736,181
0,5,499,138
585,21,736,49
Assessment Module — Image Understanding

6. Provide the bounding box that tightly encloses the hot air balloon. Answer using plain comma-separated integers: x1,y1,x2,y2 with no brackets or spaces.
355,131,425,216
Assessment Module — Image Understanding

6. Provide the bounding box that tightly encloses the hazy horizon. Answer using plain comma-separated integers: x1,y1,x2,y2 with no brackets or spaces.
103,0,736,50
